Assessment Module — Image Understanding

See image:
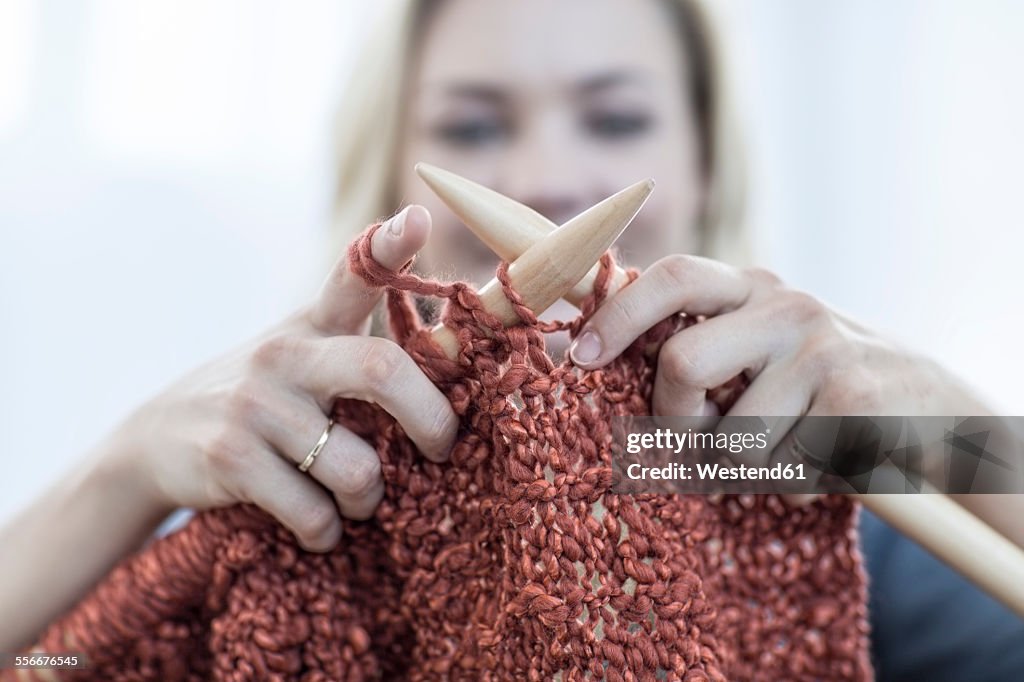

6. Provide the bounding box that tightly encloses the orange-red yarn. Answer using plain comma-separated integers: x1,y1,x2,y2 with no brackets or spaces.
12,223,873,681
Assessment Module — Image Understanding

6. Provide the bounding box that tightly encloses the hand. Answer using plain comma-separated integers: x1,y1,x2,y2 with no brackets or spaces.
569,254,992,491
104,206,457,551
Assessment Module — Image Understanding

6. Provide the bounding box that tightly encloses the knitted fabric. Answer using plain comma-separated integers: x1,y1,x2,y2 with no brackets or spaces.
14,223,873,681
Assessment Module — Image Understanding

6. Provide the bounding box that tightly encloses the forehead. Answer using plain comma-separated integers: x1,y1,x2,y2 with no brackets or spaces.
415,0,682,90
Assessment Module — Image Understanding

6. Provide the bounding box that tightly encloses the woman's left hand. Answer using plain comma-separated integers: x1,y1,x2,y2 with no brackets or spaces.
568,254,992,484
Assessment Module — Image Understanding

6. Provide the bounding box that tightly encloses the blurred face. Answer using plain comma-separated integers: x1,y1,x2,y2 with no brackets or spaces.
396,0,704,300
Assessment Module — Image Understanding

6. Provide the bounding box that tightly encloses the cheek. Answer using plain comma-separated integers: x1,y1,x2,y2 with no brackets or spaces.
615,191,698,269
610,155,702,267
574,122,703,265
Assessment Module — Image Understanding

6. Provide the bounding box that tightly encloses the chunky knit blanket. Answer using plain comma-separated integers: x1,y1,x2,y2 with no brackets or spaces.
14,223,873,681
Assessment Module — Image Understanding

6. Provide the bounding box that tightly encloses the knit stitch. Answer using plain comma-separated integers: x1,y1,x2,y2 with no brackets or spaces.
10,222,873,681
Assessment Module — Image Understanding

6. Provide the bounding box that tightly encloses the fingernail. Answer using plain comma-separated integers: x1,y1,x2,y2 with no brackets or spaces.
387,207,409,237
570,329,602,365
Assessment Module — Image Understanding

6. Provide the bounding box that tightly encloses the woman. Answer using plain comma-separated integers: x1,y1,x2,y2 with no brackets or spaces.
1,0,1021,678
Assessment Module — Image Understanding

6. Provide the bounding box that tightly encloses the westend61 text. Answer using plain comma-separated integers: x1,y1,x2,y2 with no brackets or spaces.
626,462,807,481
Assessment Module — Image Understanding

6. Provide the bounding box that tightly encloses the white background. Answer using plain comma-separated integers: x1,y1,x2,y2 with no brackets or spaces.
3,0,1024,523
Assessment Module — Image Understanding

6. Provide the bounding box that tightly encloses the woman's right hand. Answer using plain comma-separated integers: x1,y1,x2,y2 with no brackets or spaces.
104,205,457,552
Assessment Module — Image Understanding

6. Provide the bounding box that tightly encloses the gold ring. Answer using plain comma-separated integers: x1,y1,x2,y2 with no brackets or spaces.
298,417,335,473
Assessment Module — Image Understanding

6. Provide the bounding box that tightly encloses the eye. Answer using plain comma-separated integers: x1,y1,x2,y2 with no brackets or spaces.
584,111,653,139
433,118,510,147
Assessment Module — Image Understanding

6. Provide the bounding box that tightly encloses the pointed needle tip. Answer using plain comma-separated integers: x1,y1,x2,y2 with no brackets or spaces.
633,178,655,195
414,161,439,179
615,178,655,206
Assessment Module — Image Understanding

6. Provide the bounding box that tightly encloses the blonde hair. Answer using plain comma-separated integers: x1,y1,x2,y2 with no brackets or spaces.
330,0,751,266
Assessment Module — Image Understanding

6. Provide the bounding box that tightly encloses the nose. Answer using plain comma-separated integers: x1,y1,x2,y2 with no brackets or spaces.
495,110,591,226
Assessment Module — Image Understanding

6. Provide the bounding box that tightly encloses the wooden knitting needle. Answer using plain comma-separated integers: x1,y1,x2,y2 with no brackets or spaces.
428,178,654,360
416,162,632,307
417,163,1024,619
851,492,1024,618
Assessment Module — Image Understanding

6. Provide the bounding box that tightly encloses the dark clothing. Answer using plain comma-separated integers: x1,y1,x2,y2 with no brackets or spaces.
860,509,1024,681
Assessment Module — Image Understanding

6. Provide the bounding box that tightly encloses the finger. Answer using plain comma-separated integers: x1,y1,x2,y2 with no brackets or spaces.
218,442,344,552
721,367,831,498
286,336,457,462
722,358,813,419
716,359,813,463
569,254,754,368
767,408,841,499
651,308,784,418
255,392,385,520
310,204,432,335
304,429,385,522
717,358,886,501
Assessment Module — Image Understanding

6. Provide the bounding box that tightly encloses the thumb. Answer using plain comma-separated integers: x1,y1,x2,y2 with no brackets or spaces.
310,205,431,334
